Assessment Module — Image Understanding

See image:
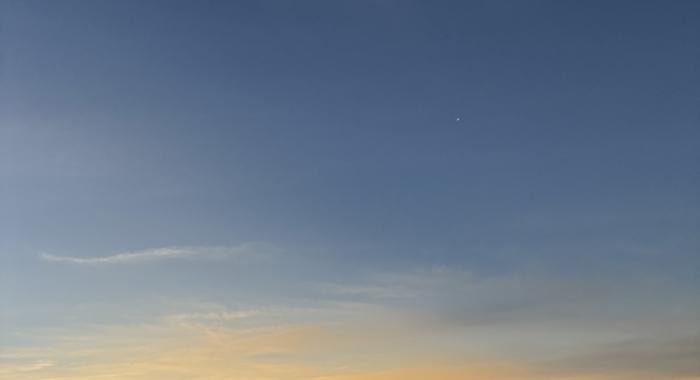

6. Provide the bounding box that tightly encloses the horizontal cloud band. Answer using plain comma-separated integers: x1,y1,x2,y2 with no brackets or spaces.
39,244,269,265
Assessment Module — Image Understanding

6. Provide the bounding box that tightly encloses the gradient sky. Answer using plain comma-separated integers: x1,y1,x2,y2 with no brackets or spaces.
1,1,699,379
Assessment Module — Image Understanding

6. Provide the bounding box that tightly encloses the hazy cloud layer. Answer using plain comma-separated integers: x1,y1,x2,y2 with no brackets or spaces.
549,335,700,378
3,303,698,380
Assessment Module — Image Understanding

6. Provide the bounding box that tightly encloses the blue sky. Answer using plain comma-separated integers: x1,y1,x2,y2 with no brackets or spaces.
1,1,699,379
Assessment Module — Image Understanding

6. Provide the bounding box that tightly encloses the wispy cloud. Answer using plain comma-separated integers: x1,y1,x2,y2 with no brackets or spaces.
41,247,197,264
322,266,700,333
165,309,262,326
0,359,54,376
39,243,271,265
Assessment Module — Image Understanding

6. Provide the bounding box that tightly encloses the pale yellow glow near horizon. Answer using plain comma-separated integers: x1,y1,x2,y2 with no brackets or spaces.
2,315,696,380
2,299,697,380
0,316,531,380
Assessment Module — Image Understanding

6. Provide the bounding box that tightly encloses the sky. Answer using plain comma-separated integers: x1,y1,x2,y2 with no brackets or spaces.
1,0,699,379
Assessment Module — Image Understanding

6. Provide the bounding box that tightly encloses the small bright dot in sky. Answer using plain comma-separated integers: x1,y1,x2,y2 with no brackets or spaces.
456,117,461,122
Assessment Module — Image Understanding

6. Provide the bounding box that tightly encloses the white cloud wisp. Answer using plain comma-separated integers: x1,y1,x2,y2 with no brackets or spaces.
39,244,268,265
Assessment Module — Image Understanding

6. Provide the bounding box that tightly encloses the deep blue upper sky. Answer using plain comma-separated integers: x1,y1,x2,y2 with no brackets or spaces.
2,0,698,272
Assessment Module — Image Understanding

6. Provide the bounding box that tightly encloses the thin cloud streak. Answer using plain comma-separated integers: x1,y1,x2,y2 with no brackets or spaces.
165,310,262,327
41,247,197,264
39,244,269,265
